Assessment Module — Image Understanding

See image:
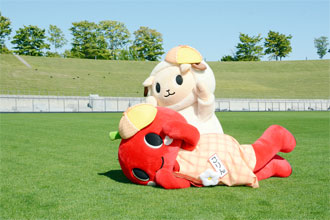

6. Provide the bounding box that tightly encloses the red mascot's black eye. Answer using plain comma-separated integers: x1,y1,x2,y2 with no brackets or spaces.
132,168,149,181
144,133,163,149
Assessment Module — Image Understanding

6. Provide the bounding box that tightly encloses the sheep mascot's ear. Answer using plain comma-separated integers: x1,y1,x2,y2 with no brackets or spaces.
192,63,207,71
142,76,154,97
180,64,191,74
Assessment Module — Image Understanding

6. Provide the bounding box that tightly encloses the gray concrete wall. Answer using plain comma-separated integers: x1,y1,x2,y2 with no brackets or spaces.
0,94,329,112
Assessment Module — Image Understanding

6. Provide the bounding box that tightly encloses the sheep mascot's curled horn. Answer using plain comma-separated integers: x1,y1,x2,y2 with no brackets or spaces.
143,45,223,135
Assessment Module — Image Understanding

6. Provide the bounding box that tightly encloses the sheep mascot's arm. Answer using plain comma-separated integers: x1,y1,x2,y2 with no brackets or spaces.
194,81,215,121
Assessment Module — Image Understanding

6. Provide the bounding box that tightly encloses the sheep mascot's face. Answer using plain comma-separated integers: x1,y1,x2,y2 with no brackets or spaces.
148,65,196,107
143,45,216,110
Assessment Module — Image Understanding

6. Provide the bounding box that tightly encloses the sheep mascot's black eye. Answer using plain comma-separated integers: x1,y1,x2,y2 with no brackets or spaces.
156,83,161,93
176,75,183,85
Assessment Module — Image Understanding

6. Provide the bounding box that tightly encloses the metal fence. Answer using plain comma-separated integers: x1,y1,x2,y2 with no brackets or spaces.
0,89,140,98
214,98,330,112
0,95,144,112
0,94,329,113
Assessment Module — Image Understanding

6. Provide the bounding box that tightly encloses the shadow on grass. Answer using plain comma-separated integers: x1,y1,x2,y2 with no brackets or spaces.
98,170,132,184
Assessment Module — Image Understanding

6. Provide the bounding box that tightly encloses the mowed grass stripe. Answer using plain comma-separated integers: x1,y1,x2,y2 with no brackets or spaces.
1,54,329,98
0,112,329,219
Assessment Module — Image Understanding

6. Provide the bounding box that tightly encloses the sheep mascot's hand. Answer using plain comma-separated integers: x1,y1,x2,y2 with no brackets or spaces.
195,81,211,101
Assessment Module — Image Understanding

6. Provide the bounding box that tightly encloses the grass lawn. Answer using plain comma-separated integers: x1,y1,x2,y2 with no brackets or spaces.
0,112,329,219
1,54,329,99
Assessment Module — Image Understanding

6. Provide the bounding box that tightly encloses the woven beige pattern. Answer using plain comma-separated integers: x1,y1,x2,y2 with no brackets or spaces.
174,134,259,188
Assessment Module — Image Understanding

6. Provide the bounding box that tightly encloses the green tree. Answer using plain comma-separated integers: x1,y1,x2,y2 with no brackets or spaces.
98,20,130,60
264,31,292,61
235,33,263,61
220,55,237,62
47,24,67,53
131,26,164,61
70,21,104,59
314,36,329,59
116,47,140,60
0,11,12,53
11,25,50,56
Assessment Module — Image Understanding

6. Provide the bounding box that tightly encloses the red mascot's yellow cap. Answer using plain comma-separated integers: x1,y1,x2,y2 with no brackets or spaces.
118,104,157,139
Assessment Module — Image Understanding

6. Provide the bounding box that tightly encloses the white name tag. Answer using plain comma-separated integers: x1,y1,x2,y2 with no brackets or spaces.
209,154,228,178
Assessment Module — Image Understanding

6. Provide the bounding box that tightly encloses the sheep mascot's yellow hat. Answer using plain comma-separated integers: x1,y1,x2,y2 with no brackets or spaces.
165,45,206,70
165,45,203,64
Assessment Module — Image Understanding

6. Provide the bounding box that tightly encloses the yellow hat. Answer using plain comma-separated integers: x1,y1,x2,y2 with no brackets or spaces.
118,104,157,139
165,45,203,64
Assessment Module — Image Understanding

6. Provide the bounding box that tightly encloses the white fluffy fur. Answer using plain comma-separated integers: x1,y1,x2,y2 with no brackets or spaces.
143,60,223,134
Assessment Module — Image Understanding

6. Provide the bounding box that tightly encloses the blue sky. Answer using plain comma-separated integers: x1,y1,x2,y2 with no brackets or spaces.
1,0,329,61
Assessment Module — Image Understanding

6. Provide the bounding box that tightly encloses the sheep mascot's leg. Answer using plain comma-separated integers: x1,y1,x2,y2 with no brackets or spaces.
252,125,296,180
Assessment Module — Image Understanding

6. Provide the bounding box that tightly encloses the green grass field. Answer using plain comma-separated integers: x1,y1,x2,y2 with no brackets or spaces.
1,54,329,99
1,112,329,219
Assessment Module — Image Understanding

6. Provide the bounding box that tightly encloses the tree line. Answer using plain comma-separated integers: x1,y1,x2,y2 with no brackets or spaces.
0,12,164,61
221,32,329,61
221,32,292,61
0,12,329,61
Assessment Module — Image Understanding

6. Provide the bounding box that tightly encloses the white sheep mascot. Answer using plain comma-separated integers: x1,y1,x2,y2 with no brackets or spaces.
143,45,223,134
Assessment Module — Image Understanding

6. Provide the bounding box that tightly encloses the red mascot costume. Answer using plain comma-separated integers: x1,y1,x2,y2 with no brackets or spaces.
110,104,296,189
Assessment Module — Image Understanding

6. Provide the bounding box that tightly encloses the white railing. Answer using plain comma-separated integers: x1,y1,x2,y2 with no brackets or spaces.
214,98,330,112
0,94,329,113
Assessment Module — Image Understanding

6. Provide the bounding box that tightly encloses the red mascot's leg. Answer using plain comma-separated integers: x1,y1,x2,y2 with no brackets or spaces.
253,125,296,172
255,155,292,180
